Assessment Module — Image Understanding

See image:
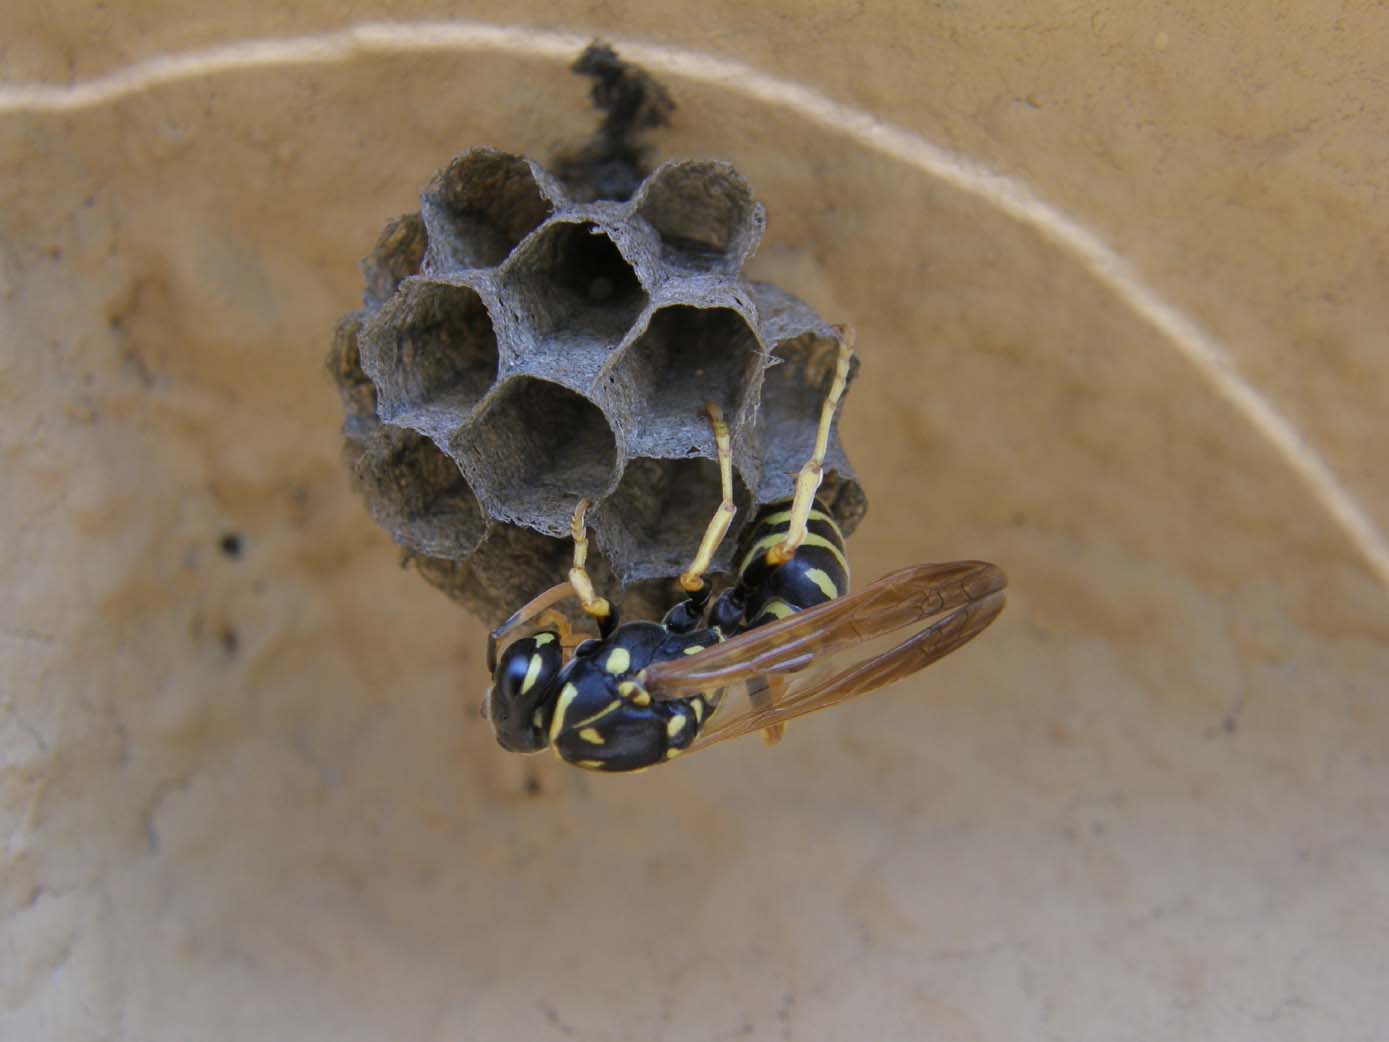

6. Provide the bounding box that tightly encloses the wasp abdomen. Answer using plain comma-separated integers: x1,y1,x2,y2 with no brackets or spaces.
733,498,849,629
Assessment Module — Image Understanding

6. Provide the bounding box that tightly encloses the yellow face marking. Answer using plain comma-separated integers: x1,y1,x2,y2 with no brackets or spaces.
579,727,605,745
682,644,704,655
532,708,545,728
667,714,687,737
549,683,580,741
520,654,544,695
693,700,705,723
803,567,839,600
605,647,632,675
740,530,848,576
532,633,556,647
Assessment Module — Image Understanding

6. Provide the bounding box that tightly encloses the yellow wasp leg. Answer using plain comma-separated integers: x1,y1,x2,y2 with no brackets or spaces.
767,327,854,567
568,498,613,626
755,674,788,746
486,500,612,671
679,403,738,594
487,578,576,672
533,608,578,655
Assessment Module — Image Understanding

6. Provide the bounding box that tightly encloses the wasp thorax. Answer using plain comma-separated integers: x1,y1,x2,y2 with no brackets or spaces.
327,148,866,625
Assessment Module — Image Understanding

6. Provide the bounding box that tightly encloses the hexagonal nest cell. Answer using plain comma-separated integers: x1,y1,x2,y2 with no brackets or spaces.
614,305,763,456
506,221,647,346
421,149,554,272
636,159,764,272
358,279,499,439
355,427,488,560
593,457,754,584
452,377,619,534
327,147,866,626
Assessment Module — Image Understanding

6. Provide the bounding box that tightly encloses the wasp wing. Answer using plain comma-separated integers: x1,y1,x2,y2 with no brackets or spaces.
642,560,1006,698
681,586,1005,752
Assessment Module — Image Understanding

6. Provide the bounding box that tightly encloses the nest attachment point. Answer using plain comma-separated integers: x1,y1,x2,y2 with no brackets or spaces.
328,148,866,624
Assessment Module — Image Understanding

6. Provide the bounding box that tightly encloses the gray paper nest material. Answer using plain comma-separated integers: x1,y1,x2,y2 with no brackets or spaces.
327,148,867,624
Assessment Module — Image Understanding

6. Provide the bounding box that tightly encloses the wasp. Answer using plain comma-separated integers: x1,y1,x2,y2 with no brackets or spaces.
481,330,1007,771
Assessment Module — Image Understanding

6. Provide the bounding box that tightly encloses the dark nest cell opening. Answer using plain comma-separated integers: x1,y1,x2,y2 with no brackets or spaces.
361,280,500,436
422,149,554,271
594,456,753,583
508,222,646,343
454,377,619,532
618,305,762,447
356,428,487,559
637,161,760,271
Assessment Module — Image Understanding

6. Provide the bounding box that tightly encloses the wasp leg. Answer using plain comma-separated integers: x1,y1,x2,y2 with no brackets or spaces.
568,498,617,639
767,327,854,567
487,578,577,673
485,500,616,670
679,403,738,595
748,674,788,745
662,584,710,634
533,608,578,655
664,404,735,633
708,585,747,634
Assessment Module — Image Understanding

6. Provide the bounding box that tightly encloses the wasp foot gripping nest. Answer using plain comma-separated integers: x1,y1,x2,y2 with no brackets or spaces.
327,148,866,624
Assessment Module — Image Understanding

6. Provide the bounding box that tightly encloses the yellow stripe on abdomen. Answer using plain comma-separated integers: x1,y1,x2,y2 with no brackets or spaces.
738,529,848,577
802,567,839,600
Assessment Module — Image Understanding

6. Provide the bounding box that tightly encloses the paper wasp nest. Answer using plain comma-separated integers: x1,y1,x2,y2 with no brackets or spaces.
328,148,866,623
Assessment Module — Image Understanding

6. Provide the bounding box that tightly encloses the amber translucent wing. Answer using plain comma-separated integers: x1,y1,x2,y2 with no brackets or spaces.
684,588,1005,752
642,561,1007,698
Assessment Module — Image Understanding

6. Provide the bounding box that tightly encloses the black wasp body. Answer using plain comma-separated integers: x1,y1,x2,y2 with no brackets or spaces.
482,330,1007,773
485,499,849,772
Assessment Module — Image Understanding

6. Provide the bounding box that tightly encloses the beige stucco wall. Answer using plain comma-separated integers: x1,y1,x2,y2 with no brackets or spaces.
3,6,1387,1040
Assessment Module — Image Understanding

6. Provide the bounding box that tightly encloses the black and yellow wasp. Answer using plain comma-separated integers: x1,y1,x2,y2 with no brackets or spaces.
481,330,1007,771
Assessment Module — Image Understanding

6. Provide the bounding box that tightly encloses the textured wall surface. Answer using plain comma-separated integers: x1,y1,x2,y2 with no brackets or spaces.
3,5,1388,1041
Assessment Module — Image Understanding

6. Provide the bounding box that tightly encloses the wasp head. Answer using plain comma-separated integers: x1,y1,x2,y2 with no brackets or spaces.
481,632,563,753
